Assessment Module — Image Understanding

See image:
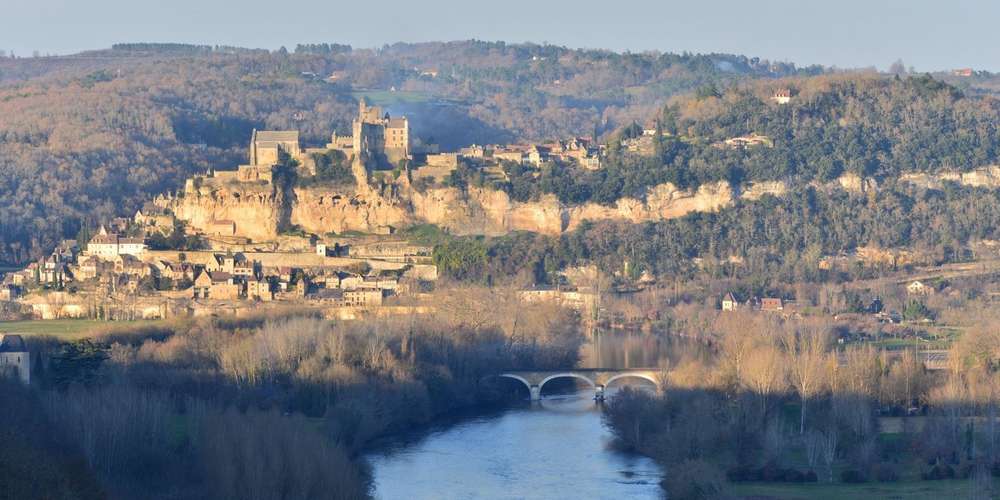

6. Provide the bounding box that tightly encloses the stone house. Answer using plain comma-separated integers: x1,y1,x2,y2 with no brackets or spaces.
0,334,30,384
193,270,241,300
343,289,383,307
249,130,300,166
247,277,274,302
339,273,364,290
74,255,112,281
159,261,192,281
113,254,151,278
311,287,344,305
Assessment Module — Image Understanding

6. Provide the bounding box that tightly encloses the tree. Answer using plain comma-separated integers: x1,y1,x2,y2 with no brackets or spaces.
742,341,786,418
783,324,833,434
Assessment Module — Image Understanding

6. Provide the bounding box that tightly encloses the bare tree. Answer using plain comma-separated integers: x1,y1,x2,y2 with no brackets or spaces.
742,342,787,418
820,429,839,483
805,430,823,471
783,323,833,434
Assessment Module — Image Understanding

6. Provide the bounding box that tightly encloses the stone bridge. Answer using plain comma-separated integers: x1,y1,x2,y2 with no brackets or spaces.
496,368,662,401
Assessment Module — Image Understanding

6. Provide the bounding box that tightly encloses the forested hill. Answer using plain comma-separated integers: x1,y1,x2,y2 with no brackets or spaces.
0,41,816,265
501,74,1000,207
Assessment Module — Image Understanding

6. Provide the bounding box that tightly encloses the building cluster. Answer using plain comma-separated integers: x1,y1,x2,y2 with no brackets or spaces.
721,292,792,314
187,251,405,308
1,202,433,319
414,137,603,185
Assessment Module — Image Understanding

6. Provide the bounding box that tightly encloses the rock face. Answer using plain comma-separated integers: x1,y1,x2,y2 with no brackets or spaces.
836,173,879,193
161,176,742,240
160,164,1000,242
291,188,411,235
165,184,282,241
409,181,736,235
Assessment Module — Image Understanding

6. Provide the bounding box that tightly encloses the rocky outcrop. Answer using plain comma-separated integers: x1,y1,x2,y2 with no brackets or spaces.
162,183,282,241
408,181,736,235
162,164,1000,242
835,173,879,193
163,178,749,239
291,188,411,235
740,181,787,201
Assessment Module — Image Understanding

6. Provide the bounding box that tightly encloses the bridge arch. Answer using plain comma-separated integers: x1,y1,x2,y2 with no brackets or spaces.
495,374,533,395
538,373,597,395
604,373,661,390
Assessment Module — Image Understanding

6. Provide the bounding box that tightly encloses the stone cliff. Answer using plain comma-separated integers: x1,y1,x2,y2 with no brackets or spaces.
159,165,1000,242
164,183,282,241
161,176,744,240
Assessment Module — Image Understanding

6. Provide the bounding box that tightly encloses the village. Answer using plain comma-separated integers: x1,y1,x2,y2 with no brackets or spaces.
0,98,619,323
0,89,979,336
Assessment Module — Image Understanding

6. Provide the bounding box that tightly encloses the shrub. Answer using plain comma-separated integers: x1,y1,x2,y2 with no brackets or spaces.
782,468,806,482
922,464,956,480
725,465,759,482
841,469,868,483
873,463,900,482
663,459,726,500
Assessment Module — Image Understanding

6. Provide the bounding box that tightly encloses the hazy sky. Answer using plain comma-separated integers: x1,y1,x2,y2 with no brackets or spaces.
2,0,996,71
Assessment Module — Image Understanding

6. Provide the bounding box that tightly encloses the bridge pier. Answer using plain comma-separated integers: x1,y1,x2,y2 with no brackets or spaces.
530,385,541,401
594,385,605,402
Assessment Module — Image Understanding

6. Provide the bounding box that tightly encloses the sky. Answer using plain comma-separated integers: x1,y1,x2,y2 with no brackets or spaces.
2,0,996,72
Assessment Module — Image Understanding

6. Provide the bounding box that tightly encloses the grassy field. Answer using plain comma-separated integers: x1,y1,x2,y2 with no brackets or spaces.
352,89,432,107
731,478,980,499
0,319,168,340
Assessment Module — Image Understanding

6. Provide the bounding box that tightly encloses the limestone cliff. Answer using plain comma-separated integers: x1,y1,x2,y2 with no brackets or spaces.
161,182,281,241
291,188,411,235
160,164,1000,242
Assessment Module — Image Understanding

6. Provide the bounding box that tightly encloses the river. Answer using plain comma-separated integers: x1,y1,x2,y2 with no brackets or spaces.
364,331,691,499
365,391,665,500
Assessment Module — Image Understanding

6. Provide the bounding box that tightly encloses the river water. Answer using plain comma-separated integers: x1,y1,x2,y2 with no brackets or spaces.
365,332,690,500
365,391,664,500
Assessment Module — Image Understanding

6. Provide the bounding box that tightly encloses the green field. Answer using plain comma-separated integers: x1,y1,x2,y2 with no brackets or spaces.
0,319,168,340
352,89,432,106
731,478,981,499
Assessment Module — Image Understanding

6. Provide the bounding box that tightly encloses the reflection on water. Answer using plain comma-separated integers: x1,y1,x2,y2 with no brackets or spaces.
366,391,665,500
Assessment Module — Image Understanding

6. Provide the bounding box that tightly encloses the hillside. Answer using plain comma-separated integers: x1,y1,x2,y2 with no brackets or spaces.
0,41,816,265
493,74,1000,207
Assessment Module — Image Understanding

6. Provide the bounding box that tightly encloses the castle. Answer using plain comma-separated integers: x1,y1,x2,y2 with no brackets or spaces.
329,100,410,168
235,130,302,183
